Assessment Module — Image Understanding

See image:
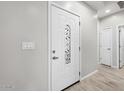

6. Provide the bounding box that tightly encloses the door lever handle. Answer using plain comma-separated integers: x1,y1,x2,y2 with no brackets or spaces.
52,56,59,60
107,48,111,50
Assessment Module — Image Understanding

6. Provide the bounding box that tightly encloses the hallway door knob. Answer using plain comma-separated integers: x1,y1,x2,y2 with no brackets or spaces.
107,48,111,50
52,56,59,60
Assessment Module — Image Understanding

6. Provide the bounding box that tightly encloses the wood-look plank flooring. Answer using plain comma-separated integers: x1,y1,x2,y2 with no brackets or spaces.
65,65,124,91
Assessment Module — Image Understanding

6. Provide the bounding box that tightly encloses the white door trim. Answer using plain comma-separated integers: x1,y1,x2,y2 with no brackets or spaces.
116,24,124,69
48,1,51,91
97,20,100,64
100,26,113,67
48,2,81,91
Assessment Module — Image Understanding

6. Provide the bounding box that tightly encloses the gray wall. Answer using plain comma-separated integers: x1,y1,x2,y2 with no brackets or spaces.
54,1,97,77
100,10,124,67
0,2,48,90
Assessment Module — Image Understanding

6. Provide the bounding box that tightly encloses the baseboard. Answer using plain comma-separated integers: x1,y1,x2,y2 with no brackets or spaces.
80,70,98,81
111,66,118,69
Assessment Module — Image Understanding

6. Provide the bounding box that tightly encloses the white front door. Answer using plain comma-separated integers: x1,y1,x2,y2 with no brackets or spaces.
100,27,112,66
51,5,80,91
119,26,124,68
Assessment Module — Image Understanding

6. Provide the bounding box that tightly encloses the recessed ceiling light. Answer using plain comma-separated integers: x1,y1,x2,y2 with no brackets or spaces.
105,9,111,13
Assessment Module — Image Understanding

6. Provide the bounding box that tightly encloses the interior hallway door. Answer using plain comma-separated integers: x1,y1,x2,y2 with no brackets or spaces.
51,5,80,91
100,27,112,66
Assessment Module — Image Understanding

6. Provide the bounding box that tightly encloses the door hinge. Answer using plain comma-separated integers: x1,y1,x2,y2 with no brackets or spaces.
79,72,80,76
79,46,80,51
119,45,121,48
79,22,80,26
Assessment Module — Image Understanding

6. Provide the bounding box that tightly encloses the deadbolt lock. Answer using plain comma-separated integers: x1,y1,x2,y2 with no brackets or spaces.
52,50,56,53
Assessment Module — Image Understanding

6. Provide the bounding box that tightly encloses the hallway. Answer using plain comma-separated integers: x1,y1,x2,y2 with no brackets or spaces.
65,65,124,91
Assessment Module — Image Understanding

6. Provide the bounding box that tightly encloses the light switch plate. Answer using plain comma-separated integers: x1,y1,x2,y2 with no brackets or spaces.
22,42,35,50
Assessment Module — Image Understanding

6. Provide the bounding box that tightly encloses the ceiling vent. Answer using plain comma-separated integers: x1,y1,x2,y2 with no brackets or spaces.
117,1,124,8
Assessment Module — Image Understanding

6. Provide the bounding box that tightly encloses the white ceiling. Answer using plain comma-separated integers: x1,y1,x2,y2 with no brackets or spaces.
85,1,118,10
86,1,105,10
85,1,123,18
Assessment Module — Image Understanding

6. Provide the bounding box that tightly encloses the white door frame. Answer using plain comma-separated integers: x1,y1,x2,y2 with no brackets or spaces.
116,24,124,69
48,2,81,91
99,26,113,67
